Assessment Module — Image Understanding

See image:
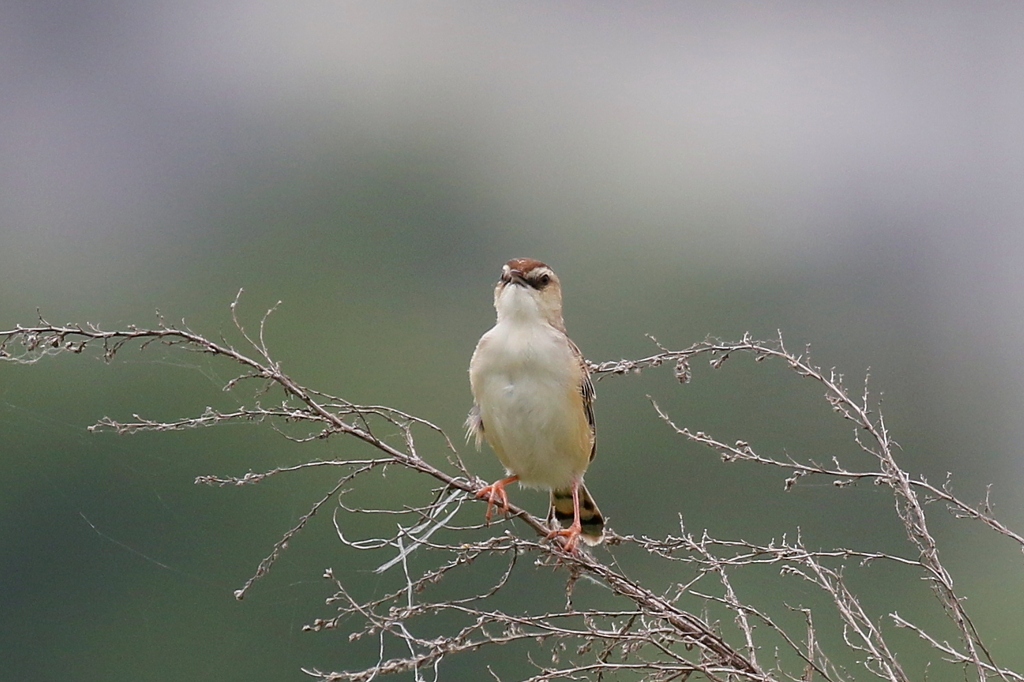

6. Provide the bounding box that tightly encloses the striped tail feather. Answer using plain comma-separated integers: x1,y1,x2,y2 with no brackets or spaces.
549,483,605,545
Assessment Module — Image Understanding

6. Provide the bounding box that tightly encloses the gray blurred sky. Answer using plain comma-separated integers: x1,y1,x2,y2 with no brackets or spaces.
5,3,1023,249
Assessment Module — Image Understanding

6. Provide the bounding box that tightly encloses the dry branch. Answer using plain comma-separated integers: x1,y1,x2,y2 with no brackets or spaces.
3,298,1021,682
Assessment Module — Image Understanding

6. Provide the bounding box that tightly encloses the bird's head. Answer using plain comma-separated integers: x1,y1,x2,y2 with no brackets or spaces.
493,257,565,330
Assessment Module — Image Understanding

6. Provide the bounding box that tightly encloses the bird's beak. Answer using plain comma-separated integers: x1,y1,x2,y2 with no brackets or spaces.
502,268,528,287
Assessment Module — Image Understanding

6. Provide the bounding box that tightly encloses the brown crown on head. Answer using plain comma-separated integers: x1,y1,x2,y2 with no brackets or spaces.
505,257,548,274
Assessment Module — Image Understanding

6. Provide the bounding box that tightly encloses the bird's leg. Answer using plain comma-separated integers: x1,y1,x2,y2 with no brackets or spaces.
476,475,519,522
545,480,583,553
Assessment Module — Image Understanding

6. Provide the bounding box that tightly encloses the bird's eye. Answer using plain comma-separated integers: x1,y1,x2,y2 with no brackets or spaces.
537,274,551,287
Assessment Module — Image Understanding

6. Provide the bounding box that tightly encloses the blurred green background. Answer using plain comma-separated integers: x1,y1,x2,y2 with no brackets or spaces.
3,2,1024,680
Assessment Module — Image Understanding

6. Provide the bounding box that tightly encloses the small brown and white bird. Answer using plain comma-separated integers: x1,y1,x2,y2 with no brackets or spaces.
466,257,604,551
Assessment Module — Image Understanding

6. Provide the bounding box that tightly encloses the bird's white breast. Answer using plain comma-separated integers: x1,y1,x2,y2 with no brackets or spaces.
469,318,590,489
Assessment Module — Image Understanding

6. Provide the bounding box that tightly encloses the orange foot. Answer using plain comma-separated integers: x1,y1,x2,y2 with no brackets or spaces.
545,482,583,553
545,522,583,553
476,475,519,522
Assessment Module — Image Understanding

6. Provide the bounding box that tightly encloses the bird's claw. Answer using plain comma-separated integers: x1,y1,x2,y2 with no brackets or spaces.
545,523,583,554
476,476,518,522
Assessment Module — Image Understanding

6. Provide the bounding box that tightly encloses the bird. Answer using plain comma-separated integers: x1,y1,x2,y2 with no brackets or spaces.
466,257,604,552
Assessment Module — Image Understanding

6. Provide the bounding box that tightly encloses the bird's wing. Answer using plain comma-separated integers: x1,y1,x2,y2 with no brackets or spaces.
568,338,597,461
